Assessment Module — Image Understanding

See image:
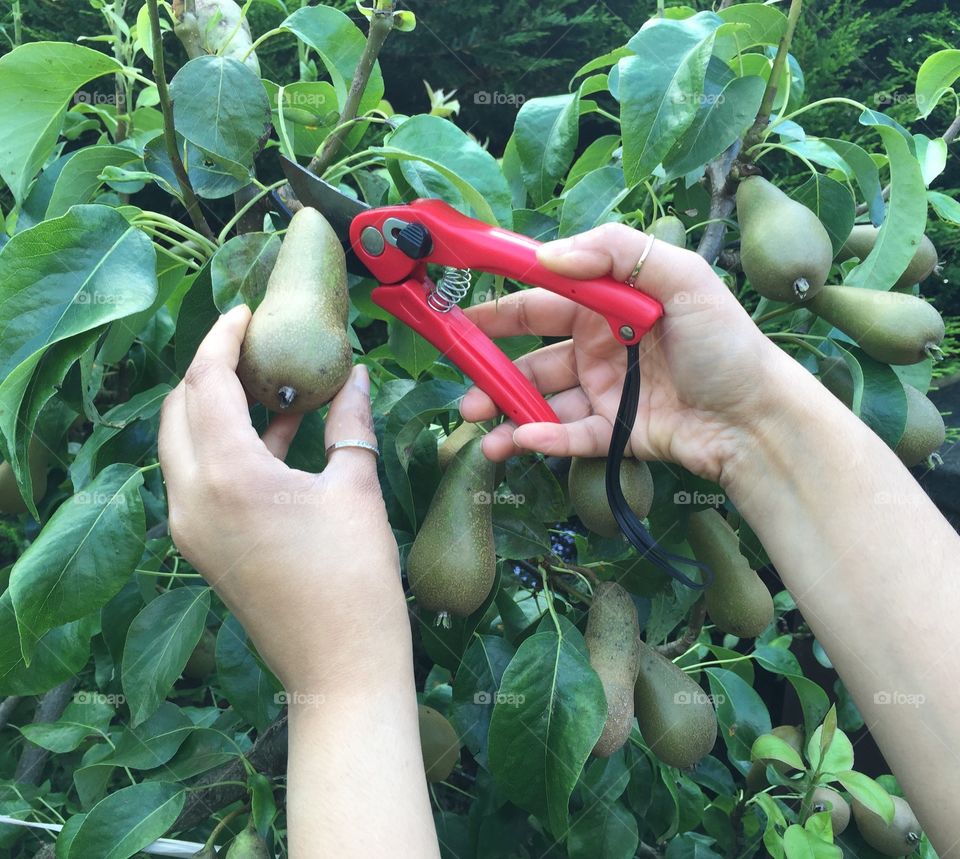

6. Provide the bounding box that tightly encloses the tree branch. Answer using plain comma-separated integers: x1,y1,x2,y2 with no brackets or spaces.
0,696,21,731
15,680,76,785
307,2,397,175
657,600,707,658
147,0,215,241
173,712,288,831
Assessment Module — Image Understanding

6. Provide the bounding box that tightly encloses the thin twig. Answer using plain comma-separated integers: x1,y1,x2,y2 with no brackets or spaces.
0,696,21,731
308,2,397,175
696,142,741,264
146,0,215,241
657,600,707,657
15,680,77,785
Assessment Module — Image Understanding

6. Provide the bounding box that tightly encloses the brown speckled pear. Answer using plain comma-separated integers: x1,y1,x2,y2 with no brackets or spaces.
569,456,653,538
237,207,351,414
812,786,850,835
407,437,496,622
418,705,460,782
648,215,687,248
852,795,922,857
585,582,642,757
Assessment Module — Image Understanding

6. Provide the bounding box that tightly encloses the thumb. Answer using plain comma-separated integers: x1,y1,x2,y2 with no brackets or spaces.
536,222,725,309
322,365,380,483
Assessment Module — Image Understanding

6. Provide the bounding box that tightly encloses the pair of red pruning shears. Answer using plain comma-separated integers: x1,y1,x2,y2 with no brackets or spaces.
278,156,711,589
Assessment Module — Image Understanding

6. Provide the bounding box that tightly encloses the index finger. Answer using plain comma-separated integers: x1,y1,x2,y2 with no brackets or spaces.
183,305,258,455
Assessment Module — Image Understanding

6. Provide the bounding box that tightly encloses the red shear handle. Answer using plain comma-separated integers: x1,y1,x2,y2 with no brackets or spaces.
354,199,664,345
372,280,560,426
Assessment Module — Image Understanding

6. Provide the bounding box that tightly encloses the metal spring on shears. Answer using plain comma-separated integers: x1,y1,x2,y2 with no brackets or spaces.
427,266,471,313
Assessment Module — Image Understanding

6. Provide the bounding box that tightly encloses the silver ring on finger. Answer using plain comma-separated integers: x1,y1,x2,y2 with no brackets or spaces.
325,439,380,458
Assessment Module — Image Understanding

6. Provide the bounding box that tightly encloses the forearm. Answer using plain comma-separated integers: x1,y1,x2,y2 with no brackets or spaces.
285,638,440,858
723,349,960,852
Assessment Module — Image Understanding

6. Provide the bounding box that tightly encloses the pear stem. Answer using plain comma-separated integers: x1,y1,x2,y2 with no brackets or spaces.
657,600,707,658
204,807,245,851
308,2,398,175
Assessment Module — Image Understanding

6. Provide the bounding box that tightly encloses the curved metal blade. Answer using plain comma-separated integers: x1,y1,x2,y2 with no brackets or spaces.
279,155,373,278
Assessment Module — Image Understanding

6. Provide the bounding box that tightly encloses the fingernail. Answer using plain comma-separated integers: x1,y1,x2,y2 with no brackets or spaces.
352,364,370,394
538,238,573,259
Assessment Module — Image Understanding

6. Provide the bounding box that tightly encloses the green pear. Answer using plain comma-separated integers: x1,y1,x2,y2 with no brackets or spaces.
745,724,804,794
648,215,687,249
809,285,944,365
894,384,945,467
418,705,460,782
224,822,271,858
190,844,218,858
585,582,642,757
407,437,496,622
633,637,717,768
736,176,833,303
237,207,352,413
183,628,217,682
686,508,773,638
569,456,653,538
852,795,922,857
438,421,484,471
811,786,851,835
0,437,50,515
838,225,938,291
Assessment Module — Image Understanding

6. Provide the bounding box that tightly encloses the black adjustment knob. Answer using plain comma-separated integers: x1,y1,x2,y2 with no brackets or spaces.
396,222,433,259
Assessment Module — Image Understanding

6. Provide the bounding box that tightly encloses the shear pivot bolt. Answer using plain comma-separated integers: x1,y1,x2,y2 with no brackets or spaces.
619,325,635,340
360,226,385,256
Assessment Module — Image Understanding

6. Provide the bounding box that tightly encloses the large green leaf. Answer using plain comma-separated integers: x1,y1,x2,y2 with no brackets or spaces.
122,587,211,726
0,43,122,202
514,93,581,207
216,613,283,731
915,49,960,118
663,75,765,179
821,138,884,225
619,13,721,184
791,173,855,256
715,4,787,54
559,166,627,237
450,634,515,768
211,232,281,312
18,696,114,753
67,781,185,859
488,615,606,836
844,127,927,291
0,590,98,696
383,115,512,227
46,146,144,217
830,344,908,448
169,57,271,170
10,464,145,661
280,5,384,109
99,703,193,769
568,801,639,859
705,667,771,763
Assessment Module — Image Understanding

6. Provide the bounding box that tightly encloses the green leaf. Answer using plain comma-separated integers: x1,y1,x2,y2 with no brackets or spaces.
790,173,855,256
783,824,817,859
216,613,283,732
174,263,219,376
706,667,771,763
715,4,787,52
19,696,114,753
580,750,631,805
845,127,926,290
567,801,639,859
821,138,884,225
450,634,515,768
565,134,622,190
68,781,185,859
99,702,193,769
0,590,97,695
382,114,512,227
281,5,384,108
10,464,145,661
833,770,894,822
830,344,907,448
504,457,566,523
559,166,627,237
45,146,144,217
915,49,960,118
663,75,765,179
819,705,838,762
71,385,171,490
514,93,581,207
169,57,271,170
750,735,805,771
753,791,787,859
121,587,210,726
488,615,606,836
912,134,947,186
806,724,853,773
928,190,960,225
619,12,721,184
493,507,552,559
211,232,281,313
0,205,157,507
388,321,440,379
0,42,122,202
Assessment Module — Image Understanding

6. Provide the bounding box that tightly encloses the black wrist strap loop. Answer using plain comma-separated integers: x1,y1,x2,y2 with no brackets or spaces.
605,344,714,590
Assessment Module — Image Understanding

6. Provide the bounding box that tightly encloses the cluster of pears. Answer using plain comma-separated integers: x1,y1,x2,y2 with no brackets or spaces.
407,437,497,625
585,582,718,767
237,207,353,414
747,725,922,854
